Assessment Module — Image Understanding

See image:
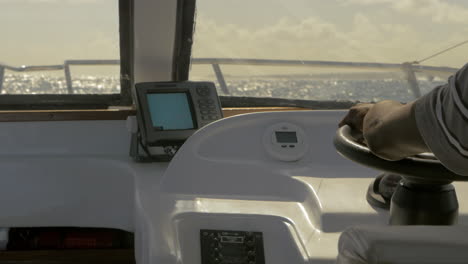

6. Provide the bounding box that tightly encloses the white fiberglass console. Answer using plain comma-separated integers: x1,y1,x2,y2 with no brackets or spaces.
1,110,468,263
134,110,468,264
135,110,385,264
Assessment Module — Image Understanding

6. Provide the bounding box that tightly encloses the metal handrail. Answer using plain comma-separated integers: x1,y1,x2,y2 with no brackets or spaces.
193,59,458,98
0,58,459,96
63,60,119,94
193,58,456,72
0,60,120,94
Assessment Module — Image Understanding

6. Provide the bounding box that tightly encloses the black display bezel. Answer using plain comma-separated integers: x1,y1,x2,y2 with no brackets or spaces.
136,83,201,146
200,229,266,264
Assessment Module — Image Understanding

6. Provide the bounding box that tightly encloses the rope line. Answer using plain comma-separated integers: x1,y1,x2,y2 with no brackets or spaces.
417,40,468,64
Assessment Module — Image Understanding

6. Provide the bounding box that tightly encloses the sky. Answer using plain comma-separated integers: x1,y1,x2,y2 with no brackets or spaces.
193,0,468,69
0,0,119,67
1,0,467,70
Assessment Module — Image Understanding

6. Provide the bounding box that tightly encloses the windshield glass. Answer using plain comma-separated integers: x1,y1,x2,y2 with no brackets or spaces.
0,0,120,95
190,0,468,105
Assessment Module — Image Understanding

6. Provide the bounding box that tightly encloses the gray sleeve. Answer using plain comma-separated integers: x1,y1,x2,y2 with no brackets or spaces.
414,63,468,176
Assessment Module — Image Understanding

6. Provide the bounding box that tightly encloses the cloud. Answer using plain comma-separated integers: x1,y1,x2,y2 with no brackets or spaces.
192,13,468,69
194,14,406,61
343,0,468,24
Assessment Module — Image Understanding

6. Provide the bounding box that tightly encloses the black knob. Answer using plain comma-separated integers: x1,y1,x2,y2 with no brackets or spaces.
213,247,220,255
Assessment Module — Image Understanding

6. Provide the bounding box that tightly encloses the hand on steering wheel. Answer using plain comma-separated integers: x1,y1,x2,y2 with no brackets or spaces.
334,125,466,183
337,102,464,224
339,101,429,161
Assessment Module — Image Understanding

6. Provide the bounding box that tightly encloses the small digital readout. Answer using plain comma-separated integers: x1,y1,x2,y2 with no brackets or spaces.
221,236,244,243
147,93,195,130
275,131,298,143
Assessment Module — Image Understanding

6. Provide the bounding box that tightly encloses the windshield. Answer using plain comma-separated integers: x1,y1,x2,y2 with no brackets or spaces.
190,0,468,105
0,0,120,95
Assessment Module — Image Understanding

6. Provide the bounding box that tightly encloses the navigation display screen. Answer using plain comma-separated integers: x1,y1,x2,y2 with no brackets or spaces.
147,93,195,130
275,131,298,143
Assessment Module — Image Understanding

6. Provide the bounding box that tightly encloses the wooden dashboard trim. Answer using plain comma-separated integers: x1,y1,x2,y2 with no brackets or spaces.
222,107,309,117
0,109,137,122
0,107,309,122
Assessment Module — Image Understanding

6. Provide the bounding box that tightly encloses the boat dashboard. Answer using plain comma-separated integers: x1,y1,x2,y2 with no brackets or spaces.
1,98,468,263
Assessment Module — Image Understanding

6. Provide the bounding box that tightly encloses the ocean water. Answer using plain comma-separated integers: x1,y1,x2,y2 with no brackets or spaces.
217,77,445,102
1,74,120,95
1,74,445,103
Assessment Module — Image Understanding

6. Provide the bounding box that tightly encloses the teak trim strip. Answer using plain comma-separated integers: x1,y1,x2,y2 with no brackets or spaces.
0,107,309,122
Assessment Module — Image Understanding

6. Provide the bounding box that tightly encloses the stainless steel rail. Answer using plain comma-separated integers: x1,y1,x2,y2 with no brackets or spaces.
193,59,458,97
0,60,119,94
0,58,458,96
64,60,119,94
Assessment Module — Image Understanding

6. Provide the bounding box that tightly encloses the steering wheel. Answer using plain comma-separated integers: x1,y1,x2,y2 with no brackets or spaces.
334,125,467,183
334,125,463,225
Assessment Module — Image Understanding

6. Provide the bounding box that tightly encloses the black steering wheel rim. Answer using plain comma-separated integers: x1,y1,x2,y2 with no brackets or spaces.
334,125,467,183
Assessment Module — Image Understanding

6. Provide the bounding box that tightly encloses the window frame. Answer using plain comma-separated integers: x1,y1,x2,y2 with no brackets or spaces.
172,0,196,81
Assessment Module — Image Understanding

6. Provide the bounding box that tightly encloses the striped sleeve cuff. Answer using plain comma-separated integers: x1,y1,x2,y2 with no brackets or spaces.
414,85,468,176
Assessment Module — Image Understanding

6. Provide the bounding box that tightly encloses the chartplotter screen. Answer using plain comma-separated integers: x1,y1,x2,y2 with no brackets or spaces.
146,93,195,130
